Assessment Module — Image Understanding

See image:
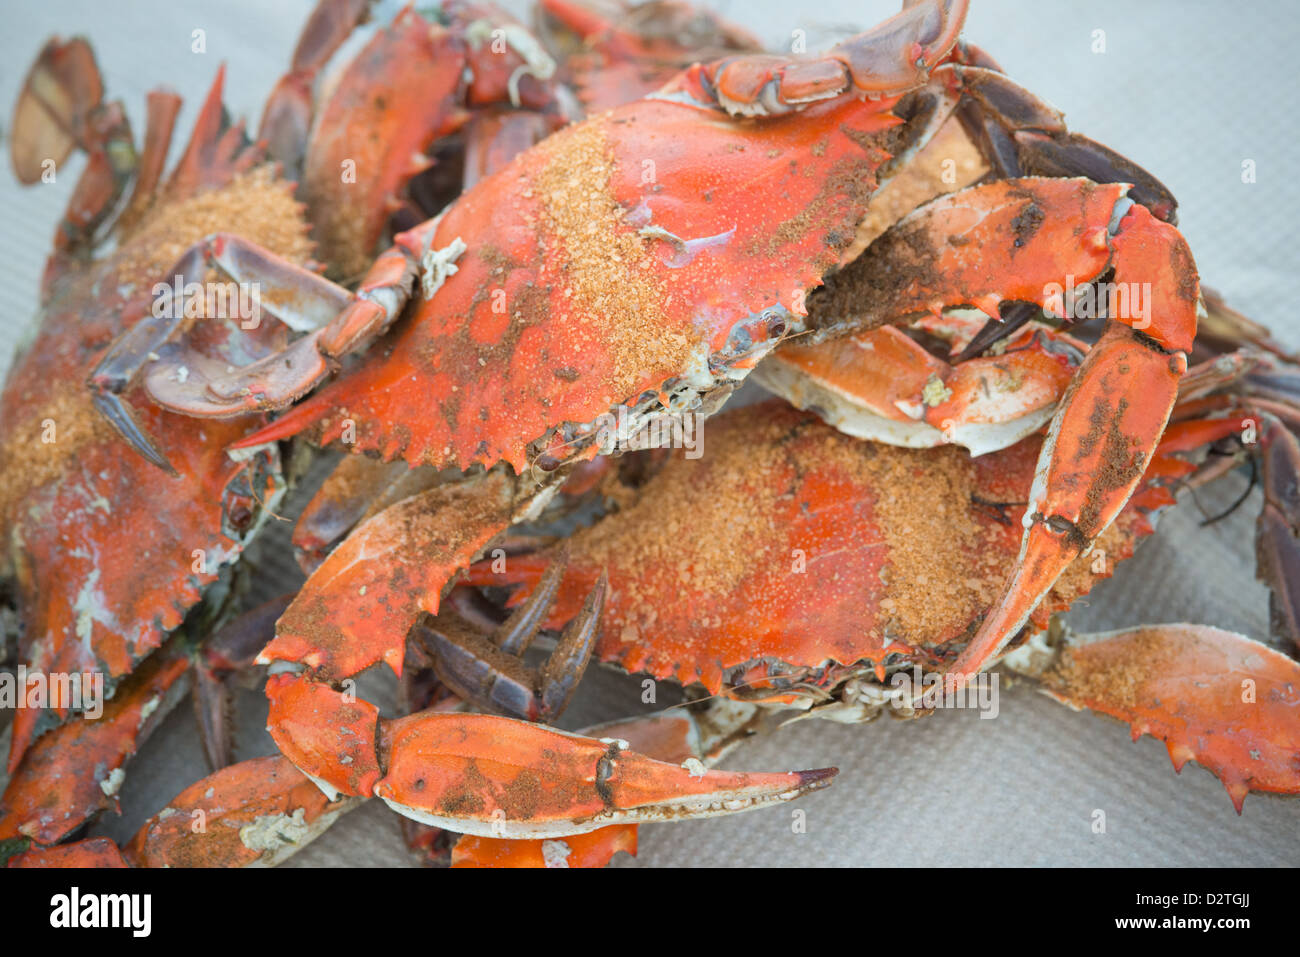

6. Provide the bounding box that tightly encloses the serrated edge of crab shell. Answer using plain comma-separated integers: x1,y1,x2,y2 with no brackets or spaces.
535,304,799,468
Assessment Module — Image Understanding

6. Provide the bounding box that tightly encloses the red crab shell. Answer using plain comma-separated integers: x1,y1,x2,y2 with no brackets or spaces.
246,91,908,474
0,73,310,771
465,399,1158,695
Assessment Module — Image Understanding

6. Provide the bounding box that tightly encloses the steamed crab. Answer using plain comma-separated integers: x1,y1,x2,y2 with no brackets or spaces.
2,0,1298,867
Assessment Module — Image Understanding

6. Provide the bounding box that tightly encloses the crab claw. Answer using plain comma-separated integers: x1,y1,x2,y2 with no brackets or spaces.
448,704,763,866
266,674,834,838
374,712,836,839
1007,624,1300,813
758,314,1087,456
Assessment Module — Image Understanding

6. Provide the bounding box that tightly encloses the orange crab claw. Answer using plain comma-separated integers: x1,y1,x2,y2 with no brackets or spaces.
374,711,835,838
949,207,1197,681
266,675,833,839
1013,624,1300,813
125,754,358,867
5,837,128,869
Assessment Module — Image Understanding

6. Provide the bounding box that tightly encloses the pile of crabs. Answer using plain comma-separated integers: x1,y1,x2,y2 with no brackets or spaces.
1,0,1297,868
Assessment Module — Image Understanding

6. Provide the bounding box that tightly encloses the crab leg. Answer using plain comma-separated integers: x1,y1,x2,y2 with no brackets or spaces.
85,232,355,469
11,38,137,260
1255,408,1300,650
194,593,296,771
415,562,607,721
1004,624,1300,812
0,644,191,844
257,0,373,176
126,755,358,867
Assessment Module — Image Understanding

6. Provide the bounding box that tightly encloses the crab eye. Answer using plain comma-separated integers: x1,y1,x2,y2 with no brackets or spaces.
227,501,254,533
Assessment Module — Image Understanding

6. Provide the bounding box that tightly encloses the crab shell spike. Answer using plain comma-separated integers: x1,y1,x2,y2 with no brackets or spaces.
373,711,836,839
6,837,128,869
1011,625,1300,813
125,754,359,867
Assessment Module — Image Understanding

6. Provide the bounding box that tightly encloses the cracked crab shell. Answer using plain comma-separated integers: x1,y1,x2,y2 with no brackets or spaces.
251,91,906,472
466,400,1158,695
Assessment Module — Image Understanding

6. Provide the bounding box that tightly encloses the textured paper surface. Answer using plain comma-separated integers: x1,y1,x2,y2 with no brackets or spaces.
1,0,1297,867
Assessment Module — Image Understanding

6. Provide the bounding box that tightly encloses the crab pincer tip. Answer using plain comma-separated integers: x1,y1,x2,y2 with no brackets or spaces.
795,767,839,790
